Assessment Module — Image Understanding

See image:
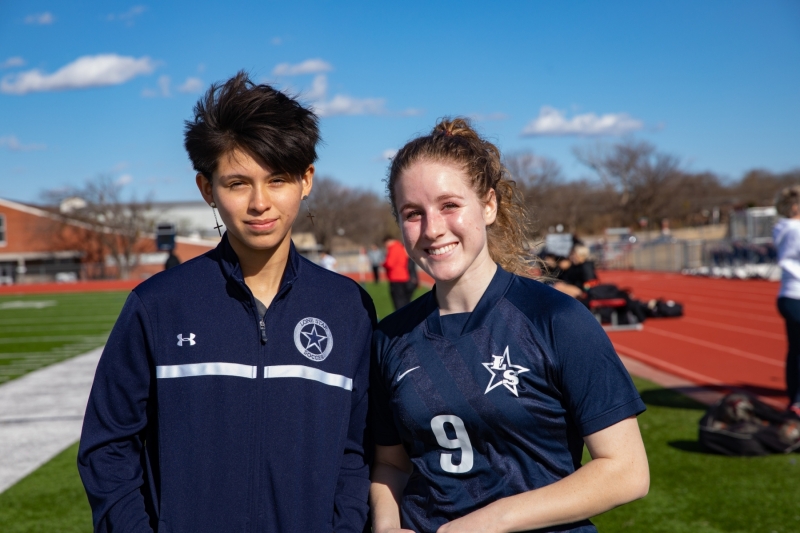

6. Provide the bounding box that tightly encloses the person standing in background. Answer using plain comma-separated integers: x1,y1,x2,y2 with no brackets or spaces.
319,249,337,272
383,235,413,310
368,244,385,283
774,185,800,418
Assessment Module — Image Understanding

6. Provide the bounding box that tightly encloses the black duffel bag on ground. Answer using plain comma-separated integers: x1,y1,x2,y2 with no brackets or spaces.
645,299,684,318
699,392,800,456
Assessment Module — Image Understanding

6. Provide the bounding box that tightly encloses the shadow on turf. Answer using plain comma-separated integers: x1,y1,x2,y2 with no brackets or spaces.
666,440,707,454
640,384,787,411
639,387,707,411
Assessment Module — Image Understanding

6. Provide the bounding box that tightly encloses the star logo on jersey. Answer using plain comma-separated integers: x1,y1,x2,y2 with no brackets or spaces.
482,346,529,397
293,317,333,362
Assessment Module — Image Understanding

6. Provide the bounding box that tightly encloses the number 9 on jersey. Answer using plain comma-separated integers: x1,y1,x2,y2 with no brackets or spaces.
430,415,474,474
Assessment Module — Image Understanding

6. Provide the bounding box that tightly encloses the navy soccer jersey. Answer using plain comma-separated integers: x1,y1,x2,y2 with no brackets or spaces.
371,266,645,533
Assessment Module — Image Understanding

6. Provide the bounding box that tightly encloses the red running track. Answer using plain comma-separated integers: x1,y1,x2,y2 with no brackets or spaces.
599,271,787,408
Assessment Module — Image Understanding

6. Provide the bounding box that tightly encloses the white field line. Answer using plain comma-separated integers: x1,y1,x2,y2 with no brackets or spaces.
0,335,107,344
0,347,102,494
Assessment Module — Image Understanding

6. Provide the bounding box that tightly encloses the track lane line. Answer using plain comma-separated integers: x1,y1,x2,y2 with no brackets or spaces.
614,343,726,385
614,343,787,410
678,317,785,340
643,327,783,367
687,304,781,323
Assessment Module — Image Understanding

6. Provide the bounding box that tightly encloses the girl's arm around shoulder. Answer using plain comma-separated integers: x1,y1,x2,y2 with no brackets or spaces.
437,416,649,533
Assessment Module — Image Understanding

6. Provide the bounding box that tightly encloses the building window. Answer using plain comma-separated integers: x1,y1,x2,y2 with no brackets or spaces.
0,214,5,246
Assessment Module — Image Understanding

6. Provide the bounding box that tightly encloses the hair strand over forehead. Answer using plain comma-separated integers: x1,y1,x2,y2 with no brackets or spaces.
183,70,320,180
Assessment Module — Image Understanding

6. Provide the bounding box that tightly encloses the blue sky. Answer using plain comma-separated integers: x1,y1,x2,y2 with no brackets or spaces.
1,0,798,204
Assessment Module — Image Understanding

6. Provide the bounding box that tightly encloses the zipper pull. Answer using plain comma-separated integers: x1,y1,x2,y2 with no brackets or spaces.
259,319,267,344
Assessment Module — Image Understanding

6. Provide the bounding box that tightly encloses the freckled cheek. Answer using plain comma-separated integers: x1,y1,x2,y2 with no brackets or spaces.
401,222,420,247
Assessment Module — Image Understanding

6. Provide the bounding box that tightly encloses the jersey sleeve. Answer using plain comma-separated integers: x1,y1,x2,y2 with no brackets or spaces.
77,291,155,533
369,330,402,446
552,299,646,437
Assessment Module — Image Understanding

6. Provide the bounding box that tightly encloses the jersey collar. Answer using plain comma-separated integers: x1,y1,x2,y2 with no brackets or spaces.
216,232,300,301
425,265,514,337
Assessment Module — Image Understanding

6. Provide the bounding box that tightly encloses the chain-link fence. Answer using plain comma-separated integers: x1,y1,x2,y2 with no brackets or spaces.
599,238,778,273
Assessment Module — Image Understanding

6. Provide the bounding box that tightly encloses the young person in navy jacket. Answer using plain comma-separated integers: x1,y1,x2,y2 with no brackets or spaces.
78,72,376,533
369,118,649,533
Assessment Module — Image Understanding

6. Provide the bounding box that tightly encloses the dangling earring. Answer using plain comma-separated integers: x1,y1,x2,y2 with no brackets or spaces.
210,201,223,237
302,195,315,227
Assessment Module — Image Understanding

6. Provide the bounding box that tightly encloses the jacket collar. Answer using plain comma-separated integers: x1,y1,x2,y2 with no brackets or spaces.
425,265,514,337
216,232,301,299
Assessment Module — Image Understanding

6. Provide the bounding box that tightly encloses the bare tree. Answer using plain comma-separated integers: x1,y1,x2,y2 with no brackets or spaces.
505,151,614,236
292,176,397,249
574,141,683,228
42,175,154,279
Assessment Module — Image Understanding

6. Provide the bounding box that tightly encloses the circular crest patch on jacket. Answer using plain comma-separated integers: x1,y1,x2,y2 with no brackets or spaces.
294,317,333,362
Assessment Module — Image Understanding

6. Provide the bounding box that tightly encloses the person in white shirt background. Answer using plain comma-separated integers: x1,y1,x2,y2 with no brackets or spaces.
773,185,800,418
320,250,338,272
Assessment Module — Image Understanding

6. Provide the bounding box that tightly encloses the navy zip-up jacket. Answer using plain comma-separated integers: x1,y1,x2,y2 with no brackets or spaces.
78,235,375,533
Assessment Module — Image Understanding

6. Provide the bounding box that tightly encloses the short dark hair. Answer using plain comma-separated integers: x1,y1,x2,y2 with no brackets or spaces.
184,71,320,180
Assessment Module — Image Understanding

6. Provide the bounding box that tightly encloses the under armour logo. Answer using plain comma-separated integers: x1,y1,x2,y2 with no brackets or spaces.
177,333,196,346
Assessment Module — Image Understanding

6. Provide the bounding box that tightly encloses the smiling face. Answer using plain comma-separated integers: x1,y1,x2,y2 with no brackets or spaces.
196,147,312,257
394,159,497,287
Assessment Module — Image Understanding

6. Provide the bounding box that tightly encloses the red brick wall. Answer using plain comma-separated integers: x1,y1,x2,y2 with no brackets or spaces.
0,202,216,280
0,205,68,254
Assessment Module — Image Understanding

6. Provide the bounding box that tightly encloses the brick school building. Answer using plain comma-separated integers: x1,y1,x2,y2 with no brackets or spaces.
0,197,217,285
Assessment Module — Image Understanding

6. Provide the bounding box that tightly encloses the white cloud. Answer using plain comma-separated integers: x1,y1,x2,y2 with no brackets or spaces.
271,37,283,46
521,106,643,137
178,77,204,93
1,57,25,69
273,58,332,76
142,74,171,98
381,149,398,160
301,74,386,117
107,5,147,24
24,12,54,25
0,54,156,95
116,174,133,186
304,74,327,101
158,75,170,96
313,94,386,117
0,135,46,151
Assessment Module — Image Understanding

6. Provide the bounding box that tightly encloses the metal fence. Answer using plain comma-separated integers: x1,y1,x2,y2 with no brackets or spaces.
599,239,778,272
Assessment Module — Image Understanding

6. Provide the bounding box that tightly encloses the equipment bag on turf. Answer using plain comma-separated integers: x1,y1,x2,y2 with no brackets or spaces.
698,392,800,456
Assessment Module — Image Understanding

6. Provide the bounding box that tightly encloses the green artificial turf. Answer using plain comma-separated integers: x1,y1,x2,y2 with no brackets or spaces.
0,443,91,532
2,284,799,532
591,376,800,532
363,281,430,319
0,291,128,384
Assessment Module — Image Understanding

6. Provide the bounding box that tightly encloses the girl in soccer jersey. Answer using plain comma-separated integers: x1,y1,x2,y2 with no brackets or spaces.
370,118,649,533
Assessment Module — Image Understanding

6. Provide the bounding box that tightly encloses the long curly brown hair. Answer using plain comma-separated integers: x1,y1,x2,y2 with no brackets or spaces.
387,117,536,277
